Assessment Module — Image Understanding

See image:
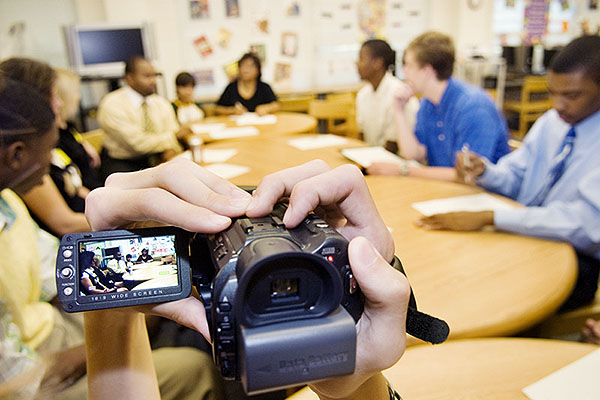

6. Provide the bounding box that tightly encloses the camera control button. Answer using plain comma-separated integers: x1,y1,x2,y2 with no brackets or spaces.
316,223,329,229
61,267,74,279
62,249,73,259
219,322,232,331
346,271,358,294
219,302,231,312
63,287,73,296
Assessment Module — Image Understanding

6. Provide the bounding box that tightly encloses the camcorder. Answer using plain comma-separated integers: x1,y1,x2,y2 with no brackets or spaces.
56,203,448,394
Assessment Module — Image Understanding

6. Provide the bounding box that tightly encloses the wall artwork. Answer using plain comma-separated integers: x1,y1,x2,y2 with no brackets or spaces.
192,69,215,86
190,0,209,19
225,0,240,17
274,62,292,85
217,28,232,48
358,0,386,40
223,60,239,81
193,35,213,57
249,43,266,63
286,1,300,17
281,32,298,57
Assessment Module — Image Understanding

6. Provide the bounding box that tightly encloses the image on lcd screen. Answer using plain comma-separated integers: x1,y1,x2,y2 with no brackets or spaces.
77,235,178,296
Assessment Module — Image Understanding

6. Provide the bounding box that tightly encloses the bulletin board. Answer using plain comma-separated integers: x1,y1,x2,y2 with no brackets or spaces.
175,0,428,97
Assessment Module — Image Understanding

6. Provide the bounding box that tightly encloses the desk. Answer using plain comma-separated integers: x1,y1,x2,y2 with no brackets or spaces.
204,134,365,184
197,112,317,140
366,176,577,344
287,338,597,400
203,139,577,342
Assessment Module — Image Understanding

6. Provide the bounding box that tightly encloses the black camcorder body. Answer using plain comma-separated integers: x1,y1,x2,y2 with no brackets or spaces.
56,203,363,394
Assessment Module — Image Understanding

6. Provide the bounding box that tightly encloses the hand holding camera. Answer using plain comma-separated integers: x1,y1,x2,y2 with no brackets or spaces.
74,158,441,398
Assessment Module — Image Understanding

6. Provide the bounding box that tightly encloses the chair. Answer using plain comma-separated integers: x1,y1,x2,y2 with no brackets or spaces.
535,290,600,338
278,94,315,113
81,129,105,153
503,75,552,139
307,98,359,139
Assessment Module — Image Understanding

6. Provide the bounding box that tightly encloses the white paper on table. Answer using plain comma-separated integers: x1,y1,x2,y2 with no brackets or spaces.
179,149,238,163
191,123,226,134
203,163,250,179
209,126,259,140
411,193,517,216
341,146,420,168
288,134,349,150
232,113,277,125
522,349,600,400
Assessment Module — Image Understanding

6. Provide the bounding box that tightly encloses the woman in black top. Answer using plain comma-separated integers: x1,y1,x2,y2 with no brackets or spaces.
136,248,154,263
215,52,280,116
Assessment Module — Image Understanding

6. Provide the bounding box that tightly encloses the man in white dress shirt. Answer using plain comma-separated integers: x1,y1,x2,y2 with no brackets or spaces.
98,56,190,178
355,39,419,153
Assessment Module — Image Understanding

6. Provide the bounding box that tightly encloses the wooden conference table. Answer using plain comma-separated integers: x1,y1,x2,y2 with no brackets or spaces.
201,134,577,344
287,338,597,400
195,111,317,140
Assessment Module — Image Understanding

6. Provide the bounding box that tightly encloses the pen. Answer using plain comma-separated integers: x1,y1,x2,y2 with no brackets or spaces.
462,144,470,169
462,144,471,184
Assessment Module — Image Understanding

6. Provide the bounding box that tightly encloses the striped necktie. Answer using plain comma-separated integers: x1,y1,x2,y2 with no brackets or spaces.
529,126,576,206
142,100,156,133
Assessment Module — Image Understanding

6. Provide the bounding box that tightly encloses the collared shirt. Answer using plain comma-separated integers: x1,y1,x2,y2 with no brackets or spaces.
107,258,127,274
415,78,510,166
356,73,419,147
478,108,600,259
172,99,205,125
98,87,182,159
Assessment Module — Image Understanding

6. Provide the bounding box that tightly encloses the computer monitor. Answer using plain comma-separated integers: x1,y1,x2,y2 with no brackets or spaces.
63,23,154,77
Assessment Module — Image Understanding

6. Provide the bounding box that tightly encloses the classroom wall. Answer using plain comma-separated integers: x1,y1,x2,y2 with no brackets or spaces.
2,0,599,100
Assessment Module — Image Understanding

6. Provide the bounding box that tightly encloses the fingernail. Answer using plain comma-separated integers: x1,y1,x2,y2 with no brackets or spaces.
210,215,231,225
246,195,258,212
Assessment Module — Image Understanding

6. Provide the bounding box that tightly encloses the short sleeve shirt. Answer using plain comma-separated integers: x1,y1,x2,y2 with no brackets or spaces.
216,80,277,112
415,78,510,167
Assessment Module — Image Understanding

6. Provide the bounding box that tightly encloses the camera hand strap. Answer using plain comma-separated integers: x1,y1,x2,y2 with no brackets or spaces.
391,256,450,345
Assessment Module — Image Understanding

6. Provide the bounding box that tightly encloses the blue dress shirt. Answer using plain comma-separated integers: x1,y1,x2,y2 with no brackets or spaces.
478,108,600,259
415,78,510,167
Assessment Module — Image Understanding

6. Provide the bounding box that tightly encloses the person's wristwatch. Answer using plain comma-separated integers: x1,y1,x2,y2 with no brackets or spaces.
399,163,410,176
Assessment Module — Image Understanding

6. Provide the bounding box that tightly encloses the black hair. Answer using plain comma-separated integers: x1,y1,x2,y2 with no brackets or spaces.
549,35,600,85
126,254,132,259
362,39,396,74
175,72,196,87
125,55,148,75
0,76,55,145
0,57,56,101
80,251,95,269
238,52,262,80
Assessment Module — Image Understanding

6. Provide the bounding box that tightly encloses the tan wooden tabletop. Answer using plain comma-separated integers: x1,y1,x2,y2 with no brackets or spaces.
197,111,317,140
287,338,596,400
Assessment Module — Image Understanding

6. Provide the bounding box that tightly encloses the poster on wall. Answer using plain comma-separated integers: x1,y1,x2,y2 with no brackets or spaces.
281,32,298,57
217,28,232,48
358,0,386,40
274,62,292,85
226,0,240,17
286,1,300,17
249,43,266,63
190,0,209,19
524,0,549,44
193,35,213,57
223,61,239,81
192,69,215,86
256,18,269,34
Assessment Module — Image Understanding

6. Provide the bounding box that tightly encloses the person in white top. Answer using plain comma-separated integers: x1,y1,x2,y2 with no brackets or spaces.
355,39,419,152
172,72,205,125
